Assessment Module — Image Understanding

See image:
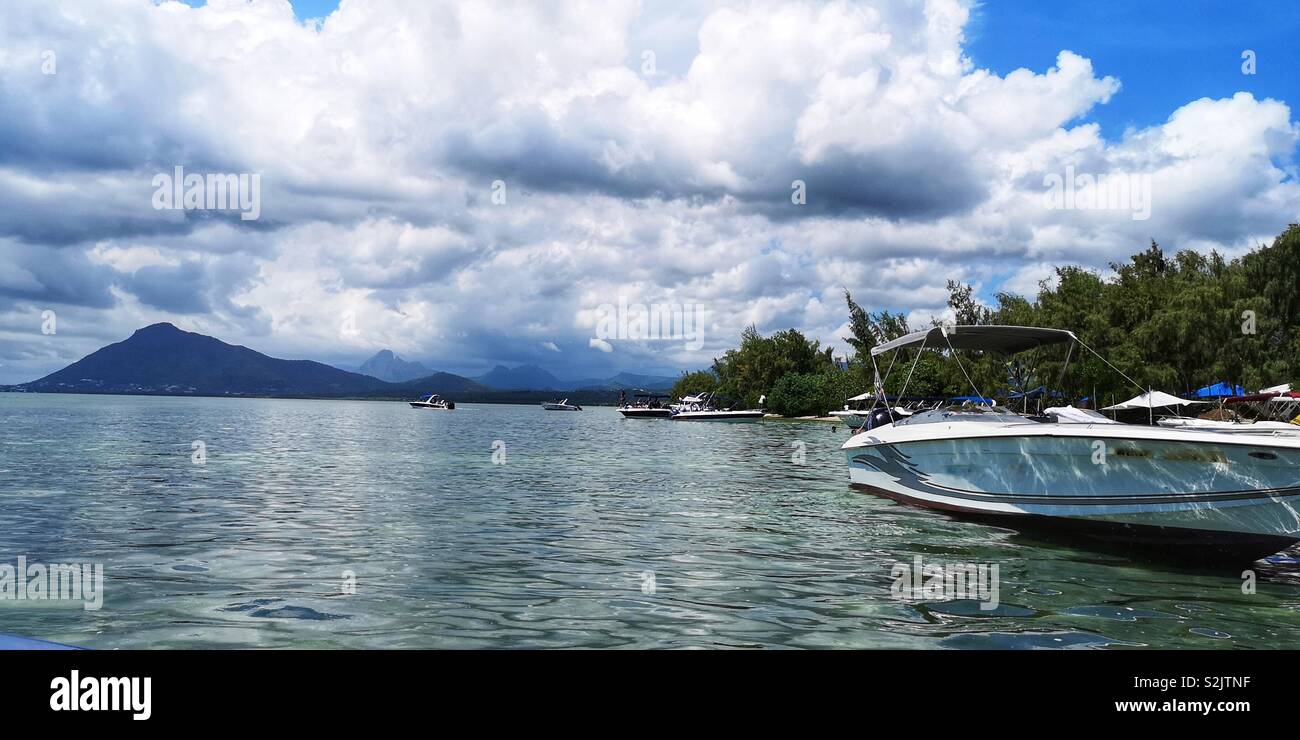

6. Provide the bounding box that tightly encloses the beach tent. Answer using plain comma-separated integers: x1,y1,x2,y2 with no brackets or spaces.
1102,391,1204,411
1191,381,1246,398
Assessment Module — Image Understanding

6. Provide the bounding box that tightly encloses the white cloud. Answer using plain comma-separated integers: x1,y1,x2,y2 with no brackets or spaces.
1,0,1298,383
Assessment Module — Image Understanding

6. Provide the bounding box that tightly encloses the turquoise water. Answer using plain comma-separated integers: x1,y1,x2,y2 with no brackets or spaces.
1,393,1299,649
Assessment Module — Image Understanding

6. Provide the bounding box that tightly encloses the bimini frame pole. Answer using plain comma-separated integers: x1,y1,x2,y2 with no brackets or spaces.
896,333,929,400
1054,338,1076,406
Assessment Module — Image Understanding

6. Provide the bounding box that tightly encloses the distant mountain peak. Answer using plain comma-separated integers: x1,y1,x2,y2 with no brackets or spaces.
358,349,432,383
473,363,563,391
134,322,185,335
473,363,674,391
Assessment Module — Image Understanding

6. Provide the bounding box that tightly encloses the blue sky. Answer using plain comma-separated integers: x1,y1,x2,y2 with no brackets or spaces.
3,1,1299,384
181,0,341,21
967,1,1300,138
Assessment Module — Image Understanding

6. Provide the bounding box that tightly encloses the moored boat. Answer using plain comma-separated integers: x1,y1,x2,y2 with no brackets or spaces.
542,398,582,411
672,408,765,422
619,393,673,418
409,394,455,409
669,391,763,422
843,325,1300,561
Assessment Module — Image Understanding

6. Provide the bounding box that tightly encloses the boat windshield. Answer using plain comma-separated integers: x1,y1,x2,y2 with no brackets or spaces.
894,405,1034,426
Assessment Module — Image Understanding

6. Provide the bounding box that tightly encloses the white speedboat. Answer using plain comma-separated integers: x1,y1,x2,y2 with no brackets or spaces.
409,393,455,409
842,325,1300,561
830,390,881,427
831,393,923,429
669,391,763,422
542,398,582,411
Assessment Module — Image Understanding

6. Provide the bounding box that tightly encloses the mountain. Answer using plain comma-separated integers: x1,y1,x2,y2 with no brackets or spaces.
474,364,564,391
14,323,670,401
357,349,432,383
473,364,676,392
387,372,486,396
19,323,478,398
570,372,676,391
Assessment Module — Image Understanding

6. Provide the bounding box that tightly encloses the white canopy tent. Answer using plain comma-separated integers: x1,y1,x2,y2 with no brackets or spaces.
1102,391,1204,411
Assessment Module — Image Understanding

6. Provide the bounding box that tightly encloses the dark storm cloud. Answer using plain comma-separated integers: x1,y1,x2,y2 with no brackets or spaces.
121,261,211,314
0,241,116,308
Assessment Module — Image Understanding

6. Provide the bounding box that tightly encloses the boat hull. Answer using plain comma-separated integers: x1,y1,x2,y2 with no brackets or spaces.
844,430,1300,559
671,410,764,422
850,481,1297,562
619,408,673,419
829,411,867,427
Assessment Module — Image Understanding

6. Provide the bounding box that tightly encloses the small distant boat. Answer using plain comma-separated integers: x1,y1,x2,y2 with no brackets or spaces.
409,394,455,409
619,393,673,419
542,398,582,411
669,392,763,422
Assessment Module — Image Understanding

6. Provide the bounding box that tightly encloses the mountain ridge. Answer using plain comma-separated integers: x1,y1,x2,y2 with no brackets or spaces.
20,323,484,397
14,324,676,398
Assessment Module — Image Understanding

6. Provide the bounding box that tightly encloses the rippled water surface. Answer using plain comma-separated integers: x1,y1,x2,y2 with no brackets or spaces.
3,393,1300,649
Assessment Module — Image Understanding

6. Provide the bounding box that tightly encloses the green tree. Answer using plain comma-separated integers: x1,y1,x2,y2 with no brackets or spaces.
669,370,717,400
767,372,831,417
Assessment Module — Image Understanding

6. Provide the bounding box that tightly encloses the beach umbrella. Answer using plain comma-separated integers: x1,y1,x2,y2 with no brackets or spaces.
1102,390,1204,411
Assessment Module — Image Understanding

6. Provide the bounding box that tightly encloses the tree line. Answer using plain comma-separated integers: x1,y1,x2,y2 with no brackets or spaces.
670,224,1300,416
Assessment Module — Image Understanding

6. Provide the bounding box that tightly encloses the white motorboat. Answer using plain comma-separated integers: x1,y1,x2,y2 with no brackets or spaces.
669,391,763,422
842,325,1300,561
830,390,877,427
542,398,582,411
831,392,924,429
409,393,455,409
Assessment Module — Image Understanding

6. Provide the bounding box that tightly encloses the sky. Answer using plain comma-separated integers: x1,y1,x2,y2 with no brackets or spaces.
2,0,1299,384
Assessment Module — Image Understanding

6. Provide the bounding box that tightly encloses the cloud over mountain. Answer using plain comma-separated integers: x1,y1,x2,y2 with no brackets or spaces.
1,0,1297,384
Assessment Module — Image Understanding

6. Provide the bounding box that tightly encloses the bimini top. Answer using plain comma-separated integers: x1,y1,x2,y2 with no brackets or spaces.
870,325,1078,357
